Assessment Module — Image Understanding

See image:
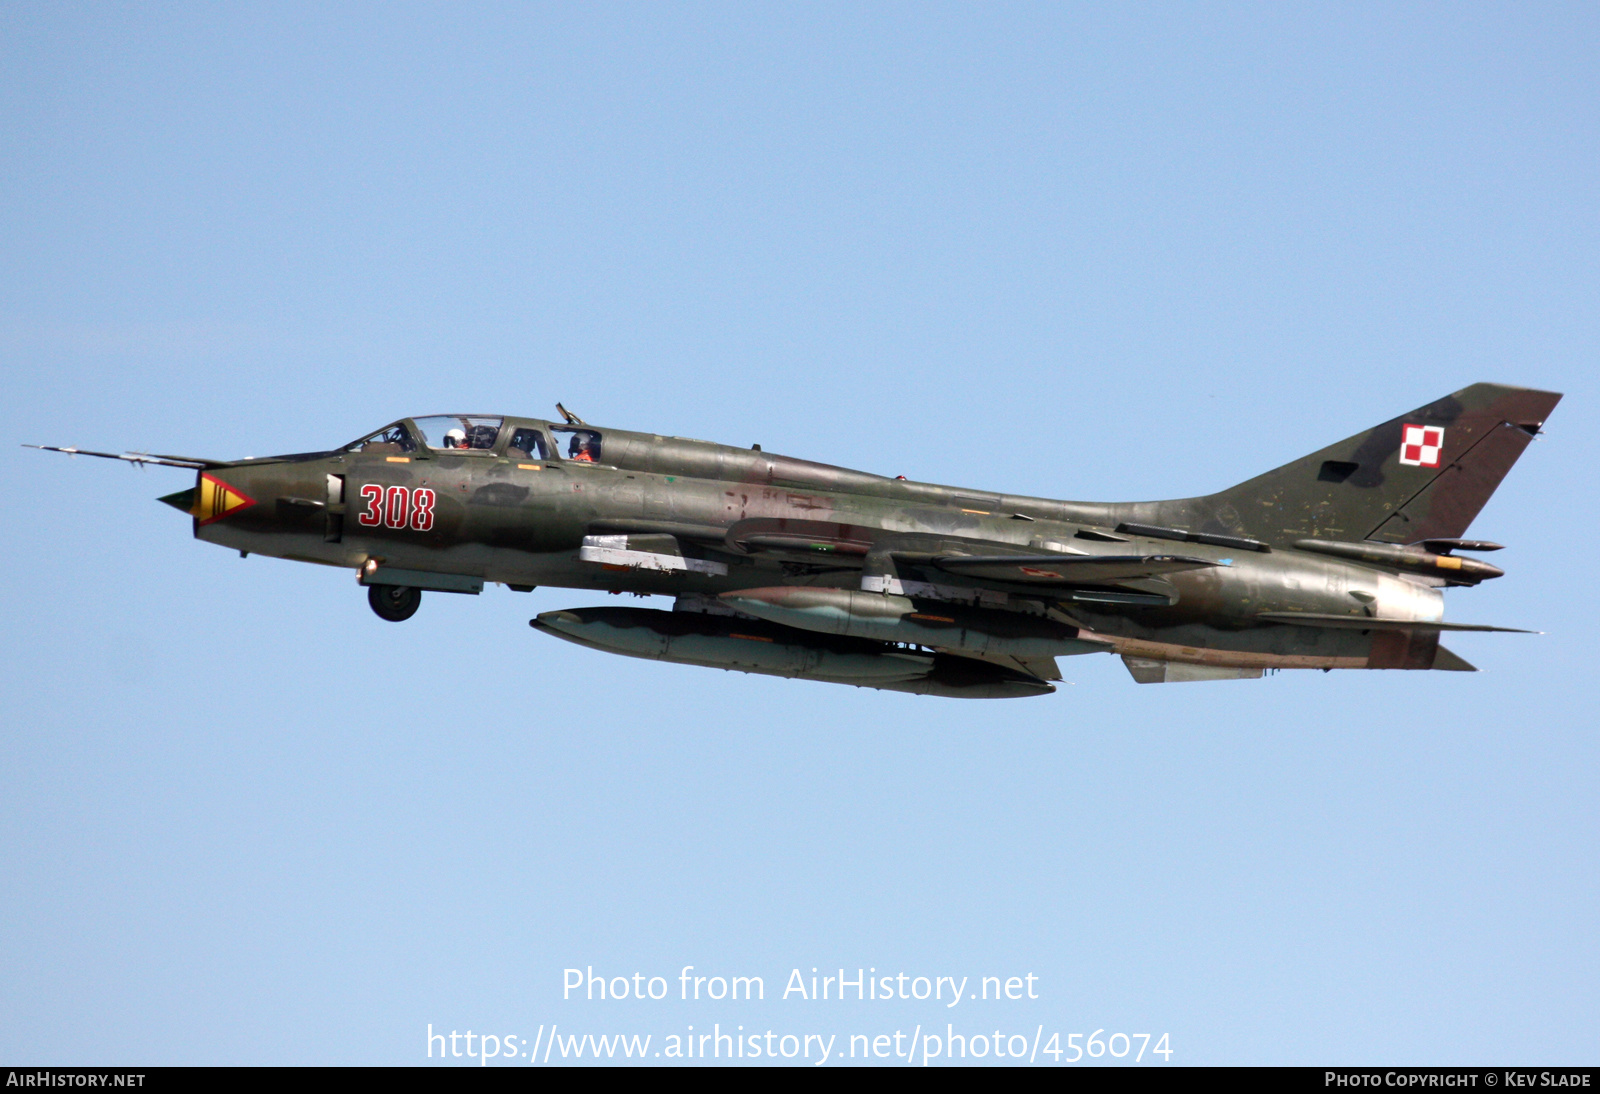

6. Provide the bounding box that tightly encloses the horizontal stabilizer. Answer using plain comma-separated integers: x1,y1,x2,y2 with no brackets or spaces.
1257,612,1535,633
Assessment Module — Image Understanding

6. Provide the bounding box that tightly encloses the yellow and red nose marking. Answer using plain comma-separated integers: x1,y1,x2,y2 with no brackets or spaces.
192,473,256,525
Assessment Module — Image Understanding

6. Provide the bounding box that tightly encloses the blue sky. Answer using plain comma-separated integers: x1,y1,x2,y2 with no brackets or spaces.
2,2,1595,1065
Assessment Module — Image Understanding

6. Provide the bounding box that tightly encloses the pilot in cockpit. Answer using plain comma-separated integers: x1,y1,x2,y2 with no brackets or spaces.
443,427,468,449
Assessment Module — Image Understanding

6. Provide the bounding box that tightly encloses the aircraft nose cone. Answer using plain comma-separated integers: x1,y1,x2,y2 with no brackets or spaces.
158,487,197,514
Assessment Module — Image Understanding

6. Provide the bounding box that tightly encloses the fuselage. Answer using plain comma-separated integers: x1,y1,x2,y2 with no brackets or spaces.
190,414,1459,674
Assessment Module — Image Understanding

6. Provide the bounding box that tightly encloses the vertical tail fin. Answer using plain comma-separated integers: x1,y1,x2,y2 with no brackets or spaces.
1133,383,1561,546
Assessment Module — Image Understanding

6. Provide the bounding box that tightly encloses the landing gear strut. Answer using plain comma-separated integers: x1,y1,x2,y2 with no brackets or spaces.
368,584,421,622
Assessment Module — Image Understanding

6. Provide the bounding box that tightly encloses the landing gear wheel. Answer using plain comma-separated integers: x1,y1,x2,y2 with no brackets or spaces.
368,584,421,622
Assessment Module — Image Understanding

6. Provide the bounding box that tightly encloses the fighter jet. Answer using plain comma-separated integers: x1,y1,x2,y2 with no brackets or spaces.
31,383,1559,697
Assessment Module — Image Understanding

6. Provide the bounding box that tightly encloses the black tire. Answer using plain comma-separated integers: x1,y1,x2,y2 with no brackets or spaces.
368,584,421,622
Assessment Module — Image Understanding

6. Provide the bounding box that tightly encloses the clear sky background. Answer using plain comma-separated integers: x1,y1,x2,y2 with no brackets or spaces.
2,2,1595,1066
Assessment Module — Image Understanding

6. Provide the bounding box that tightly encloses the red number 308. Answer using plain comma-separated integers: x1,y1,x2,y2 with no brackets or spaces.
357,485,435,531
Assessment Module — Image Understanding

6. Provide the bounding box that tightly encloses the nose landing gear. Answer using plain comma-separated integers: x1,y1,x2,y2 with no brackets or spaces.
368,584,421,622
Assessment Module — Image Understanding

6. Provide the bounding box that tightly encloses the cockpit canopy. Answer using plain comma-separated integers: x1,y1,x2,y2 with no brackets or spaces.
341,416,602,464
343,422,419,455
553,426,601,462
344,416,507,455
412,415,503,451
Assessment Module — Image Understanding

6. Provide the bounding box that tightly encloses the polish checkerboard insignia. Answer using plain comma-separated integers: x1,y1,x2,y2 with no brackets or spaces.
1398,423,1445,468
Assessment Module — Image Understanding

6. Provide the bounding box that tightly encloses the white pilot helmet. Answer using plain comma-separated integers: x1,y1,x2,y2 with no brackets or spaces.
444,427,467,448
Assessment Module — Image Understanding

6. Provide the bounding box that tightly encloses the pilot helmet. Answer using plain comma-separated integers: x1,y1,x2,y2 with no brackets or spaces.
444,427,467,448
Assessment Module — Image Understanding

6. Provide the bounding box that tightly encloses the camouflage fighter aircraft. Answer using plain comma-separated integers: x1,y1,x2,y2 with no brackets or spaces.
30,383,1559,697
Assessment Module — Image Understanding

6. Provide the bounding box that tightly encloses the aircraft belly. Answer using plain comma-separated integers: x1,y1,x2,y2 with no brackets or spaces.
504,550,745,593
340,537,495,576
197,523,352,567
